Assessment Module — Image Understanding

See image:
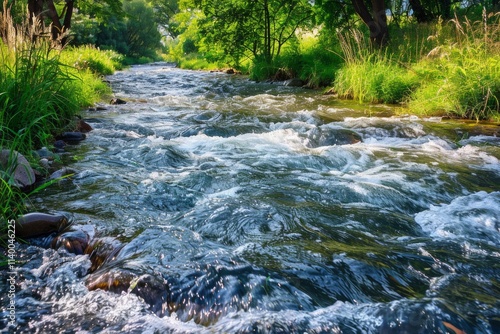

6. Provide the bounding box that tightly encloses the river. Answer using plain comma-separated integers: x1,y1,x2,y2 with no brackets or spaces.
3,63,500,333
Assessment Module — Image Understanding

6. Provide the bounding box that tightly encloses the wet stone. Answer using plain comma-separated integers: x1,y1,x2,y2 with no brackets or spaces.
0,149,36,189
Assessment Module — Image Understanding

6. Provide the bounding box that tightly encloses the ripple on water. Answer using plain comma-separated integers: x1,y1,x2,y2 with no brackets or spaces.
13,65,500,333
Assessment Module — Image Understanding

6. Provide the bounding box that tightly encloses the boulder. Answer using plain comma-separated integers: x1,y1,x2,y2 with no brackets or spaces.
306,128,362,148
0,150,36,189
284,78,305,87
56,132,86,144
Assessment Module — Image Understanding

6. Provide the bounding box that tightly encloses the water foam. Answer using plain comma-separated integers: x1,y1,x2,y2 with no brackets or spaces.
415,191,500,243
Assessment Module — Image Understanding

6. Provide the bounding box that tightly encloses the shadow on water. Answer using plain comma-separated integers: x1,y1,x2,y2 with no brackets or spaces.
4,64,500,333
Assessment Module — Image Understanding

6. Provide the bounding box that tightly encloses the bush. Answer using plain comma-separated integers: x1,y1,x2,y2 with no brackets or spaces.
60,45,124,75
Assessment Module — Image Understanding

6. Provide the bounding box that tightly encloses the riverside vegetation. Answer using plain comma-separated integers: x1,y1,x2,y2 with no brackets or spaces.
0,7,123,257
166,3,500,122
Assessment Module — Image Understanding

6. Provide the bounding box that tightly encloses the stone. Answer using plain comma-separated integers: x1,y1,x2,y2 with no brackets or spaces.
34,147,56,159
284,78,305,87
56,132,86,144
306,128,362,148
39,158,51,170
49,167,78,181
53,140,66,149
110,98,127,105
76,119,93,133
0,149,36,189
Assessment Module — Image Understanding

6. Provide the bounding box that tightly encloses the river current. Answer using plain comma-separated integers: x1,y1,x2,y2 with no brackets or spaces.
3,63,500,333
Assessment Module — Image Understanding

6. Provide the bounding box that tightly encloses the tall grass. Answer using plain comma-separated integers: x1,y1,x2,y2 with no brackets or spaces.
409,11,500,120
334,10,500,120
0,2,120,255
334,30,418,104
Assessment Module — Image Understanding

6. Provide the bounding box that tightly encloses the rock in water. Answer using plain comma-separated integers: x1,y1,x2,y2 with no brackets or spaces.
76,119,93,133
306,128,362,148
110,98,127,105
15,212,69,239
0,150,36,189
56,132,86,144
284,78,305,87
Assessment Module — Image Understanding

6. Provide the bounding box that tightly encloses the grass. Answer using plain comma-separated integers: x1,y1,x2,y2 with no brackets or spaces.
0,3,121,260
408,12,500,120
333,10,500,120
249,32,343,87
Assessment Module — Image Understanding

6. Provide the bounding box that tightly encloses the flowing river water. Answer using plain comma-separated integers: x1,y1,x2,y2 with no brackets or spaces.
4,63,500,333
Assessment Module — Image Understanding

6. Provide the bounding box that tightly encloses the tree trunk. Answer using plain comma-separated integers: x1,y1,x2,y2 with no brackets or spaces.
351,0,388,47
27,0,44,26
263,0,272,64
44,0,63,41
27,0,74,45
408,0,430,23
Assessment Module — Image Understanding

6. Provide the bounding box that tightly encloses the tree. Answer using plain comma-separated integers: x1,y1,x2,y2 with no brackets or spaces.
26,0,122,44
123,0,162,58
351,0,388,46
150,0,180,38
177,0,313,66
406,0,452,22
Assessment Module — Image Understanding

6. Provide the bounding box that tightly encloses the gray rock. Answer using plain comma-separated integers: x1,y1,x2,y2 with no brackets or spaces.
39,158,51,170
34,147,56,159
306,127,362,148
0,149,36,188
49,167,78,181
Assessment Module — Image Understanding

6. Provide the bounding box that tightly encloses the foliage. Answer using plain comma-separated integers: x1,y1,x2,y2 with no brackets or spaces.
334,10,500,120
123,0,163,59
72,0,163,62
175,0,314,67
0,5,117,251
95,16,130,56
250,31,342,87
150,0,181,38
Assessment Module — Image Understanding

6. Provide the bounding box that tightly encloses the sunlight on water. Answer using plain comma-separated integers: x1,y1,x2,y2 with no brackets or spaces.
5,64,500,333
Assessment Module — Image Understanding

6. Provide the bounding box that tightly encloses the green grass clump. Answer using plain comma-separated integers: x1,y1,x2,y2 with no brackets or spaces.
409,14,500,120
0,42,79,149
333,11,500,120
334,57,418,104
60,45,125,75
333,30,418,104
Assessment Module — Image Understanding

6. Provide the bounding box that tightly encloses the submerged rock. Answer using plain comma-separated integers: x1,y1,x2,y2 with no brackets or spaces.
76,119,93,133
0,149,36,189
306,127,362,148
